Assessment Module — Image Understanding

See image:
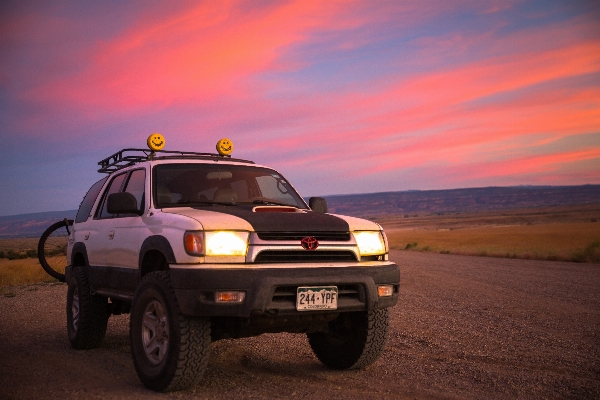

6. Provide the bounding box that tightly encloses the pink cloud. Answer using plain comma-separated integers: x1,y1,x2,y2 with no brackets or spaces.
2,0,599,194
287,22,600,176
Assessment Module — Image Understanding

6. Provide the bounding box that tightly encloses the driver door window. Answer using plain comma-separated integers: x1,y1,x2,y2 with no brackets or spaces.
97,173,127,219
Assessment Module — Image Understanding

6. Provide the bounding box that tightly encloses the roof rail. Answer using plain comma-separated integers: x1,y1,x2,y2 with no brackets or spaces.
97,148,254,173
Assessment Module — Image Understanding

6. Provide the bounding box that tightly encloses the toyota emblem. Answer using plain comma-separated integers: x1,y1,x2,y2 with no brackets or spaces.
301,236,319,251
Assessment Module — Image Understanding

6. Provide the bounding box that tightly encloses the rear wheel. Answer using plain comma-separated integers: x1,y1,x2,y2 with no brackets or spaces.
307,309,389,370
66,267,109,349
130,271,211,392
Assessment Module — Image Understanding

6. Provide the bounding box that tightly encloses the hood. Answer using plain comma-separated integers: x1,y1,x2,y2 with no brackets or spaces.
195,205,350,233
162,207,253,231
162,205,381,233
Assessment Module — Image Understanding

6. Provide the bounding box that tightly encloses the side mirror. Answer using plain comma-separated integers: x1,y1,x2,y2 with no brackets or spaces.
309,197,328,213
107,192,139,215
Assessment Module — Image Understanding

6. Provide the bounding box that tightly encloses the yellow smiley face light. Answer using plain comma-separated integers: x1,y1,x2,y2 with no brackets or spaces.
147,133,165,151
216,138,233,156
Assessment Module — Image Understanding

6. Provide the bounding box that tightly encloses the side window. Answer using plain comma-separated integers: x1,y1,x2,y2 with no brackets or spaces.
96,173,128,219
75,177,108,223
123,169,146,214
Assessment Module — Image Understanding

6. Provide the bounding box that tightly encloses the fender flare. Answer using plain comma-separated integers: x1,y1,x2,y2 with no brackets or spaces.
71,242,90,266
67,242,89,282
138,235,176,270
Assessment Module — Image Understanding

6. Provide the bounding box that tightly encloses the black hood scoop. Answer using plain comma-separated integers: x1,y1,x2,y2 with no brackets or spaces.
193,205,349,233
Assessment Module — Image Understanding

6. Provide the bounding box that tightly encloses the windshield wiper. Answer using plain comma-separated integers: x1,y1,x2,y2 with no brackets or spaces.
240,199,298,207
174,200,237,206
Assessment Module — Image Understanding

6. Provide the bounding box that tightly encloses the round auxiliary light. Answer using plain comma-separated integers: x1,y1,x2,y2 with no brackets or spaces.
147,133,165,151
216,138,233,156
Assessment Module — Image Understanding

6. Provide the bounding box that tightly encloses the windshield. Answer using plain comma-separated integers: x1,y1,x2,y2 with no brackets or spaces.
153,164,307,209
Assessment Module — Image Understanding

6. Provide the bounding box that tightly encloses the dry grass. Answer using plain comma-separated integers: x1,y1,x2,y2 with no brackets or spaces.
0,257,62,287
378,204,600,263
0,237,39,252
0,237,67,287
385,220,600,263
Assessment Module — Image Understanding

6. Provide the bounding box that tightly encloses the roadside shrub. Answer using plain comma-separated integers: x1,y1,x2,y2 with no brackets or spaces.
0,249,39,260
45,246,66,257
5,250,27,260
405,242,418,250
571,241,600,263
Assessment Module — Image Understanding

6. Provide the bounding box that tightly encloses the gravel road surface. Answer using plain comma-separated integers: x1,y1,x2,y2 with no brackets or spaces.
1,250,599,399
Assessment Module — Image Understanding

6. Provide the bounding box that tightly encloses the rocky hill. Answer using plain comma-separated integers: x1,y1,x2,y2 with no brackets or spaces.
0,210,77,238
324,185,600,218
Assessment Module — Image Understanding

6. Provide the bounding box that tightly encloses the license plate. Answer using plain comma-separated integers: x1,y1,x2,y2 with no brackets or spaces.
296,286,338,311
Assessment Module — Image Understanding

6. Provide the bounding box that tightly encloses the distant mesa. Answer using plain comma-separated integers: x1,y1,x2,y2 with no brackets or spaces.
324,185,600,218
0,210,77,239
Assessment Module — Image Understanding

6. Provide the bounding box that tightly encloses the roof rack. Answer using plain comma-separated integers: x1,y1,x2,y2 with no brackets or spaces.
98,148,254,173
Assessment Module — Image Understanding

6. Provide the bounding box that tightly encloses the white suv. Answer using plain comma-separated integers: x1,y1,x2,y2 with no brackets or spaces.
65,144,399,392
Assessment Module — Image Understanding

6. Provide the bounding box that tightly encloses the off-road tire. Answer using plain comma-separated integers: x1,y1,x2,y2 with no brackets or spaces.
38,219,73,282
66,266,109,349
130,271,211,392
307,309,389,370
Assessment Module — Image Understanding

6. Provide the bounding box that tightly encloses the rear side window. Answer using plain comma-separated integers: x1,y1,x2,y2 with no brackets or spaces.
75,177,108,223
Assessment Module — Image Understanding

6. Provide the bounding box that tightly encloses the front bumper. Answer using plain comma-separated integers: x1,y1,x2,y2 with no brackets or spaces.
169,262,400,318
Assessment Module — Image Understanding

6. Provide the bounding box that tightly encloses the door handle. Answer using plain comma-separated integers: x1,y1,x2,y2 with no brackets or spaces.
108,230,115,240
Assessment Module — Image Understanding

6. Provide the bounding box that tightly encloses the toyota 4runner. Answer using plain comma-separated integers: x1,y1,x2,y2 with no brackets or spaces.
64,138,400,391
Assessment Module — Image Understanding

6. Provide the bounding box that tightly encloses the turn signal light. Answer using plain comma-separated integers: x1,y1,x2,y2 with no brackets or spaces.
184,231,204,256
378,285,394,297
215,291,246,303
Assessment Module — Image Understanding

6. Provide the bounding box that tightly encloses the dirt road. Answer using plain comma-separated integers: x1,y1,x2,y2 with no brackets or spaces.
1,250,599,399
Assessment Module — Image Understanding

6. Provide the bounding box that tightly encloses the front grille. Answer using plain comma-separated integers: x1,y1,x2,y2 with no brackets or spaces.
271,285,362,305
256,231,351,241
254,250,357,263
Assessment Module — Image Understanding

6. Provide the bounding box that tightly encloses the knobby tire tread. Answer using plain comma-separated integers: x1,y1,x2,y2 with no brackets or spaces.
352,308,390,369
131,271,211,392
307,308,389,370
68,267,109,349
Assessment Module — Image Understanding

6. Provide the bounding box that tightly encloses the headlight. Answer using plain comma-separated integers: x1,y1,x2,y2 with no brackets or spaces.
353,231,386,256
206,231,249,256
184,231,249,256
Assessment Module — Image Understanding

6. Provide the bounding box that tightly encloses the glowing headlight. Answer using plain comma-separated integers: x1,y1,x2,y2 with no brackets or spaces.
353,231,386,256
205,231,249,256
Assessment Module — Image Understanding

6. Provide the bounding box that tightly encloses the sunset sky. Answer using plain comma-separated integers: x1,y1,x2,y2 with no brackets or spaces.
1,0,599,216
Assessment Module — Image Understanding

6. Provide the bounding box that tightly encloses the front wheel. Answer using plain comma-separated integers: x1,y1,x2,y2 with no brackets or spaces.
307,309,390,370
130,272,211,392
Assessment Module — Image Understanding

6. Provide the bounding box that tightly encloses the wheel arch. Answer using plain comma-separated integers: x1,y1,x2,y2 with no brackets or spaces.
66,242,89,282
71,242,89,267
138,235,176,278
